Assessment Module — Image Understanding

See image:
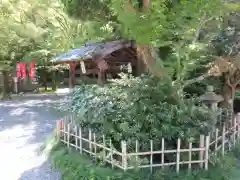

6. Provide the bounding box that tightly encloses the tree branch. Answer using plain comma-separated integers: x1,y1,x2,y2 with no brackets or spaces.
183,72,211,87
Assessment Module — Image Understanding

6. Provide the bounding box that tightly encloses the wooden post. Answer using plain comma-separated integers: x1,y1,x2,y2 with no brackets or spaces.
103,135,106,160
222,123,226,156
233,117,236,146
237,114,240,142
93,133,97,159
121,141,127,171
161,138,164,169
205,136,210,170
215,129,219,151
67,123,70,148
199,135,205,168
69,62,76,88
75,125,78,150
56,120,62,139
13,77,18,93
176,138,181,173
150,140,153,173
135,140,139,164
188,141,192,171
79,126,82,153
110,139,114,169
63,120,66,143
89,128,92,154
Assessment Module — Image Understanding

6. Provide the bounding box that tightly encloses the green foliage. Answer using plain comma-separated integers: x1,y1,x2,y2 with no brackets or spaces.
61,0,111,21
62,74,212,152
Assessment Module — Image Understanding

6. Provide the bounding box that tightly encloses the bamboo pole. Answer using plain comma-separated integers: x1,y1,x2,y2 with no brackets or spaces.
233,117,236,146
93,133,97,159
135,140,139,164
75,125,78,150
205,136,210,170
237,115,240,142
89,128,92,155
121,141,127,171
222,123,226,156
103,135,106,161
215,129,219,151
67,123,70,148
110,139,114,169
188,141,192,171
176,138,181,173
199,135,205,168
79,126,82,153
161,138,164,169
150,140,153,173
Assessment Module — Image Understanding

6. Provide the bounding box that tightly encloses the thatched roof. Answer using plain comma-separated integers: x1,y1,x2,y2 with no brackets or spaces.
51,40,135,64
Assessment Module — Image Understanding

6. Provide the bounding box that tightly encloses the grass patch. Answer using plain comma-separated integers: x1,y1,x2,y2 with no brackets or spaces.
39,87,55,92
44,134,240,180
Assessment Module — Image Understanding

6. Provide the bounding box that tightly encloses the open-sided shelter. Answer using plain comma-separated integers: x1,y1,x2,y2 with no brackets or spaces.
52,39,144,87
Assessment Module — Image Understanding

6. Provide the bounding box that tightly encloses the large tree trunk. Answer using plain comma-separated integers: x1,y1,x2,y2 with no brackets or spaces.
136,44,166,77
1,70,11,100
123,0,164,76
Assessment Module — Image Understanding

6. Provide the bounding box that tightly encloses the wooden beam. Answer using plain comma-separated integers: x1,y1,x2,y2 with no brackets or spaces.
69,62,77,88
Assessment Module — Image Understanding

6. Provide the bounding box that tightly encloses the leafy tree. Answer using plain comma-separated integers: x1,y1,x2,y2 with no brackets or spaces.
61,0,222,80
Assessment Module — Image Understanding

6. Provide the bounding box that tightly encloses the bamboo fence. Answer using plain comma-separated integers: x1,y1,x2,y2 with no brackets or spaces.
56,114,240,172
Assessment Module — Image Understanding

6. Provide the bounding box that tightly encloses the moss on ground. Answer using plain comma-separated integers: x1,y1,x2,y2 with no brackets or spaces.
45,134,240,180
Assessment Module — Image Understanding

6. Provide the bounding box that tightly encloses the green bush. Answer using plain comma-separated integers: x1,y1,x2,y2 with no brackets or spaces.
61,74,212,152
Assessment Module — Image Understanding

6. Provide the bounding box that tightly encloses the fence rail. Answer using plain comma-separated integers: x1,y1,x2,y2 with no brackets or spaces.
56,114,240,172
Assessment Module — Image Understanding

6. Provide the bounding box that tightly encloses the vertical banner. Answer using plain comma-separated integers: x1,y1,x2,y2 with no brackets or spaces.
21,62,27,80
29,60,36,80
16,62,22,78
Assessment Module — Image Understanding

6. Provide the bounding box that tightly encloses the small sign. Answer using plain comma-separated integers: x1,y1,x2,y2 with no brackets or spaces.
80,61,86,74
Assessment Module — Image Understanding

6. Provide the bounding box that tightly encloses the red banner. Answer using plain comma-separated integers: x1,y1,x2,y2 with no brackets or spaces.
29,61,36,80
21,62,27,79
16,62,21,78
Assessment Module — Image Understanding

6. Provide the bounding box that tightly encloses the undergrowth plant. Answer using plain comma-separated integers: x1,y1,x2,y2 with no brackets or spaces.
60,74,213,154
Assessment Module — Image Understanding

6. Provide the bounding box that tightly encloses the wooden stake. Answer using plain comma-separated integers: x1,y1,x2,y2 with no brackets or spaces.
121,141,127,171
89,128,92,154
63,120,66,142
103,135,106,160
150,140,153,173
222,123,226,156
135,140,139,164
79,126,82,153
237,116,240,142
199,135,205,168
188,141,192,171
110,139,114,169
233,117,236,146
75,126,78,150
67,123,70,148
215,129,219,151
176,138,180,173
93,133,97,159
205,136,210,170
161,138,164,169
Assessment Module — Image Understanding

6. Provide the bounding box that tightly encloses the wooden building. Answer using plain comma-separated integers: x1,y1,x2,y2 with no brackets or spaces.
52,39,144,87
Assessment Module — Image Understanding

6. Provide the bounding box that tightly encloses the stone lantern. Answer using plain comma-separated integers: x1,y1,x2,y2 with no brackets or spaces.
200,85,224,132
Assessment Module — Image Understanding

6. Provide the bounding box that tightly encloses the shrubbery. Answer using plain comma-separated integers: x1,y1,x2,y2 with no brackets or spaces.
61,74,212,152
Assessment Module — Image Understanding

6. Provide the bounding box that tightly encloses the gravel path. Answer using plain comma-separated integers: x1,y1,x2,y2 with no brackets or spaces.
0,96,62,180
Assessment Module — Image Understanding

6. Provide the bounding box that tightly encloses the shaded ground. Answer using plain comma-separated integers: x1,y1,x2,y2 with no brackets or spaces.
0,95,63,180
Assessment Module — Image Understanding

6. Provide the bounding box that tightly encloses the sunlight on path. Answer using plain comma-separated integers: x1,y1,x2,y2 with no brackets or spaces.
0,97,61,180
